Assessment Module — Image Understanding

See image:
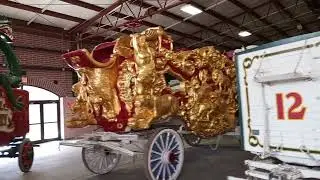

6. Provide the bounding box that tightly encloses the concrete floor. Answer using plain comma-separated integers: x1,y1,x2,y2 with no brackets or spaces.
0,137,252,180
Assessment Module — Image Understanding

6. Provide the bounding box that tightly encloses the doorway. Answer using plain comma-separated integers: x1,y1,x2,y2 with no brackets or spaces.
22,86,61,143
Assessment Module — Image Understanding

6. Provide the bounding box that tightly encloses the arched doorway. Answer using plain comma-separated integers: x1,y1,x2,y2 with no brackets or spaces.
22,86,61,143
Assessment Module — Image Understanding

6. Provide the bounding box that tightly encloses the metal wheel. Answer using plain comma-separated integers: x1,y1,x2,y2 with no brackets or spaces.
82,146,121,174
18,138,34,173
183,133,201,146
144,128,184,180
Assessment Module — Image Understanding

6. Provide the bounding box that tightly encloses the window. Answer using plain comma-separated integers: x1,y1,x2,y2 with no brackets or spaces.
22,86,59,101
21,85,61,142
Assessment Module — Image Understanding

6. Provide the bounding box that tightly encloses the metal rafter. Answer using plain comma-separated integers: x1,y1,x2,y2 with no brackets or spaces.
27,0,56,25
251,17,320,44
303,0,320,16
0,0,83,23
58,0,191,48
174,1,272,45
271,0,311,33
0,1,133,40
205,1,272,34
110,12,232,49
68,0,128,33
10,18,108,47
79,0,193,40
60,0,232,49
11,18,67,37
0,2,186,49
129,1,247,46
189,1,271,42
59,0,102,11
228,0,289,37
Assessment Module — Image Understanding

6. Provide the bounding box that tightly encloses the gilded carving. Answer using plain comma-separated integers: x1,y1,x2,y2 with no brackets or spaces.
63,27,237,137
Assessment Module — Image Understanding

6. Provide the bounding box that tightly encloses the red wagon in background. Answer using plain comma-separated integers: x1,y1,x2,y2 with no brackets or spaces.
0,16,34,173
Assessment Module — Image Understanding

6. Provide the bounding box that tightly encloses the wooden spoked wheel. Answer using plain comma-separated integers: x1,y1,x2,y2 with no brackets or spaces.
82,146,121,175
144,128,184,180
18,138,34,173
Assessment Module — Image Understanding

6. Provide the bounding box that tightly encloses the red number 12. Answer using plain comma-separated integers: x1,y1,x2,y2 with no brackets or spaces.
276,92,306,120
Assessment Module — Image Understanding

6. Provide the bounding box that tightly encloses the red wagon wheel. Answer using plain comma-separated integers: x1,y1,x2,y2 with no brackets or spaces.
18,138,34,172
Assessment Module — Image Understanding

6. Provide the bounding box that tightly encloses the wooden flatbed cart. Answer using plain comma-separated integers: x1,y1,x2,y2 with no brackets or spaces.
61,117,201,180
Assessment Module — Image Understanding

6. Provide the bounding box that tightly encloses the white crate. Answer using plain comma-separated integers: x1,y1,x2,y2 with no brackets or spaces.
236,31,320,167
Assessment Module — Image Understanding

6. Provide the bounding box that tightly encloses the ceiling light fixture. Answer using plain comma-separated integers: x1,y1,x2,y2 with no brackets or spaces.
180,4,202,15
238,31,252,37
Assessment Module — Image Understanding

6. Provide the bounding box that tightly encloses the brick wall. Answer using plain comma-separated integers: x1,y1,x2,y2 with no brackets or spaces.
0,27,108,97
0,30,74,97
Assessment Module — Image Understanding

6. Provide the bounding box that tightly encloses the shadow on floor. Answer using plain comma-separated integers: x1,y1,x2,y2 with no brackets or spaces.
86,146,252,180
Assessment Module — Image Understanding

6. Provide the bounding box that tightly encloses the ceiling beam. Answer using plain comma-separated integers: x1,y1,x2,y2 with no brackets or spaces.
60,0,232,50
129,1,247,46
68,0,128,33
0,0,83,23
59,1,191,48
59,0,192,48
252,17,320,44
174,1,272,46
59,0,102,11
0,0,136,42
302,0,320,16
10,18,69,39
228,0,289,37
271,0,312,33
162,12,248,45
207,1,271,30
189,1,271,42
79,0,192,41
12,19,113,48
111,12,232,49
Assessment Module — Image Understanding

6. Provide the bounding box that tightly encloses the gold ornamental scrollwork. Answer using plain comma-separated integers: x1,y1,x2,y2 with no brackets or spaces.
242,55,263,147
64,27,238,138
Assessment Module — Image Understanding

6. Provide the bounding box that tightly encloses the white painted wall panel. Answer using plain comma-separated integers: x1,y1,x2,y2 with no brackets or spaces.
236,32,320,166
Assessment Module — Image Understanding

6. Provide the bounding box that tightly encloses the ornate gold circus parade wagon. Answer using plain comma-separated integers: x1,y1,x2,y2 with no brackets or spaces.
60,27,237,180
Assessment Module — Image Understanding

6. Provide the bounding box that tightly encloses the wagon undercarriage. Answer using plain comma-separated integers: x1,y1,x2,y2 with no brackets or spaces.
60,126,187,180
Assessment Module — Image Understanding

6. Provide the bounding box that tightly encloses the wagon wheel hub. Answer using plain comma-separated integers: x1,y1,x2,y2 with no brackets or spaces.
162,151,177,164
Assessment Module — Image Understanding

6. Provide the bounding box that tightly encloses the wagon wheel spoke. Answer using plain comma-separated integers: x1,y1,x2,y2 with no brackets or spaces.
156,163,163,179
155,141,163,152
159,134,165,150
166,164,171,179
165,132,170,150
169,164,176,171
169,142,179,152
168,135,175,150
105,154,111,168
151,157,161,163
152,160,162,172
152,150,162,156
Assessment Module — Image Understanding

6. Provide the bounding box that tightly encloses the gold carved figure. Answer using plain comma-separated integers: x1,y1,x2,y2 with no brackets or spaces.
63,27,237,138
